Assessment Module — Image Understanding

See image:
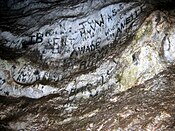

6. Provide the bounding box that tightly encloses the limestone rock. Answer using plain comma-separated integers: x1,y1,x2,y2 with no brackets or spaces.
0,0,175,130
0,0,152,98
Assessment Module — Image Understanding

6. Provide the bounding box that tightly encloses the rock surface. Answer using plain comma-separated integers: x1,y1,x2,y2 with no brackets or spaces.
0,0,175,130
0,0,152,98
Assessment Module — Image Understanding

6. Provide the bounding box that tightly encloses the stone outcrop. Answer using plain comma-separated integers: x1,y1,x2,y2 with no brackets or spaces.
0,0,152,98
0,0,175,130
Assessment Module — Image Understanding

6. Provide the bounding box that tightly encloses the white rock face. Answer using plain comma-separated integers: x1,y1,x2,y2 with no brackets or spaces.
1,1,175,100
1,1,175,130
1,10,175,100
31,3,144,61
0,1,152,98
163,28,175,63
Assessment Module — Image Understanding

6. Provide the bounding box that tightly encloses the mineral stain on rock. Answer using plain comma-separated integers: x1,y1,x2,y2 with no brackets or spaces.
0,0,175,130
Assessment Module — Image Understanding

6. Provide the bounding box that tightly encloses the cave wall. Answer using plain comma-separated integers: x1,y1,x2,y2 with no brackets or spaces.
0,0,152,98
0,0,175,130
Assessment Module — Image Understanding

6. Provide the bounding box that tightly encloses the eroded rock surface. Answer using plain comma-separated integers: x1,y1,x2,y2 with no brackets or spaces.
1,66,175,130
0,0,152,98
0,0,175,130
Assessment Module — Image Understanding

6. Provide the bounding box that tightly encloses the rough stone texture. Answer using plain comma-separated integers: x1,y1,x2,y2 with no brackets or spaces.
0,0,175,130
0,0,152,98
2,67,175,130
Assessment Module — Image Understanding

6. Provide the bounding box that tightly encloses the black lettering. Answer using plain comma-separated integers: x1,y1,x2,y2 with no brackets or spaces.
4,91,9,96
87,29,94,38
78,46,85,54
88,20,96,31
61,37,66,46
22,78,26,82
21,71,27,77
96,37,101,48
111,25,116,31
60,23,66,34
112,9,117,17
97,51,103,60
90,24,96,31
110,33,113,38
112,33,115,37
48,38,53,45
33,70,40,75
134,9,139,18
64,58,74,69
125,14,134,25
105,29,110,36
79,21,86,28
86,59,94,67
53,38,60,45
135,6,143,18
70,50,78,58
79,21,86,37
42,49,46,54
80,30,86,37
45,31,52,36
95,14,104,27
91,32,95,38
79,61,86,69
17,75,21,82
119,3,124,11
116,26,122,37
101,48,108,58
0,78,5,85
140,5,144,13
90,43,96,51
107,36,111,40
87,29,91,34
120,14,123,19
2,79,5,84
115,31,119,38
52,47,60,54
120,22,125,31
36,33,43,43
30,35,35,43
86,45,91,52
107,14,113,22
